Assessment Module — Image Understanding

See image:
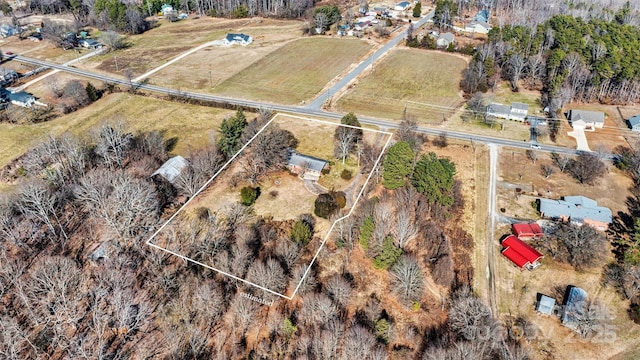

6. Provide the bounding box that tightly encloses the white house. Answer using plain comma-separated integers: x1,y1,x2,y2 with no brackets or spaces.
510,102,529,121
80,39,102,49
464,20,491,34
223,33,253,46
436,32,455,47
1,89,36,107
161,4,174,16
567,109,605,130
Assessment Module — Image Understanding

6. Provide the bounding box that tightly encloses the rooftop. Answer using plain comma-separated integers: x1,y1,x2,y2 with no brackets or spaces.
561,286,588,329
568,109,605,124
152,156,189,184
287,150,328,172
536,294,556,315
538,196,612,224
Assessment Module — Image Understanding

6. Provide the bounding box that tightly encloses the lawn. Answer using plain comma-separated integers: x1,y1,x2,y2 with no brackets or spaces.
213,37,372,105
0,93,241,169
336,48,468,123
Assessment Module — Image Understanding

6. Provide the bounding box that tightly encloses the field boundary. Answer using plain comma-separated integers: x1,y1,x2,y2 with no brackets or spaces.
146,113,393,300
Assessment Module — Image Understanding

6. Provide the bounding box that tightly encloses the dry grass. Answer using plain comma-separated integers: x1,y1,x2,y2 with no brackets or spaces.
213,37,372,105
336,48,468,123
0,93,241,169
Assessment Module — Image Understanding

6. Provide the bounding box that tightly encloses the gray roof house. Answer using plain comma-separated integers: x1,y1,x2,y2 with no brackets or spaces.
287,150,328,181
436,32,455,47
538,195,612,230
486,102,529,121
510,102,529,121
536,294,556,316
561,286,587,330
486,103,511,119
80,39,102,49
223,33,252,46
628,114,640,132
152,156,189,184
568,109,605,130
0,89,36,107
465,20,491,34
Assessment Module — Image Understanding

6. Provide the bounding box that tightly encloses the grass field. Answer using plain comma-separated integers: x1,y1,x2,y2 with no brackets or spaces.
336,48,468,123
0,93,241,169
213,38,372,105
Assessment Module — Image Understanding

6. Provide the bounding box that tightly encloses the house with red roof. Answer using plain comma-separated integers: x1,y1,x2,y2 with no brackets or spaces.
512,223,544,240
501,235,544,270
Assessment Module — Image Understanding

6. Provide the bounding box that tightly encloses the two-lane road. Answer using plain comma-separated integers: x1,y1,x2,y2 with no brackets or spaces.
11,54,601,158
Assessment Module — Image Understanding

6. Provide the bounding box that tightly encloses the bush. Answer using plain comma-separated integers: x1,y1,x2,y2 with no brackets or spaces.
340,169,352,180
240,186,260,206
291,219,313,246
334,191,347,208
373,236,403,269
314,193,338,218
374,318,390,343
359,216,374,250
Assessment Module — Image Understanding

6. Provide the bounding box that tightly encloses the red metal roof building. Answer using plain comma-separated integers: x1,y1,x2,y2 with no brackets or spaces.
512,223,544,240
501,235,544,270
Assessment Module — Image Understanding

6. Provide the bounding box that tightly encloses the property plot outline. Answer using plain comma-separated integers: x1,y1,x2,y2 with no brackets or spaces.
146,113,393,300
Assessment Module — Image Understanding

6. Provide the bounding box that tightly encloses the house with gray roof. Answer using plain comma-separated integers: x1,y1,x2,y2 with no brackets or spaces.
223,33,252,46
0,88,36,107
486,102,529,121
287,150,328,181
436,32,455,47
567,109,605,130
628,114,640,132
537,195,612,230
510,102,529,121
465,20,491,34
486,103,511,119
152,156,189,184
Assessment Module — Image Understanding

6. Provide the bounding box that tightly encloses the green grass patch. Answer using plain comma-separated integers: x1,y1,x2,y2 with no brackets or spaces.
214,38,372,104
337,48,468,123
0,93,238,168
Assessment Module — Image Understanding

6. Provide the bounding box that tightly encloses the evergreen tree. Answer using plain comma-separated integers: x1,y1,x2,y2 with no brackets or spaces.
219,108,248,158
382,141,414,189
411,152,456,206
359,215,374,250
412,1,421,17
291,219,313,246
373,236,403,269
85,82,99,102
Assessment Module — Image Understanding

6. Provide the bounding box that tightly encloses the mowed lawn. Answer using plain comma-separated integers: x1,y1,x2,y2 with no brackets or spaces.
214,38,372,105
337,48,468,123
0,93,239,169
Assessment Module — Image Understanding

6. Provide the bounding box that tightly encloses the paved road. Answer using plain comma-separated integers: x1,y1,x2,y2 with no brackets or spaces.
10,54,613,159
307,11,435,110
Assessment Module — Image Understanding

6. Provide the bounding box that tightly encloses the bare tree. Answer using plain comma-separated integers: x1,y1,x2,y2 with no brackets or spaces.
341,325,377,358
246,259,287,294
334,127,357,164
16,181,66,241
568,152,606,184
325,275,352,307
390,255,424,302
542,220,607,269
393,205,418,249
551,152,571,172
99,30,126,50
63,80,89,107
94,120,133,169
300,293,337,327
395,119,422,152
507,53,526,91
525,149,537,163
541,163,556,178
448,287,498,343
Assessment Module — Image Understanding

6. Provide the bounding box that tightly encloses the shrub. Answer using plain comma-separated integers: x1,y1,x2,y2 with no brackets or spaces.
340,169,352,180
374,318,390,343
334,191,347,208
269,190,278,198
240,186,260,206
314,193,338,218
359,216,374,250
373,236,403,269
291,219,313,246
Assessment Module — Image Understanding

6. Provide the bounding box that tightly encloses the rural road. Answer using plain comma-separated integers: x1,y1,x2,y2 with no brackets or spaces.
306,10,436,110
9,54,610,159
486,144,498,315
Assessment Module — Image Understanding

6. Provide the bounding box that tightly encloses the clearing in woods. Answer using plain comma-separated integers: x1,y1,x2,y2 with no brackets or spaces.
146,113,392,299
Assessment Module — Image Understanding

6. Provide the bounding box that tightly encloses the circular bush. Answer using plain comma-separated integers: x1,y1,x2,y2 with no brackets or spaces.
340,169,352,180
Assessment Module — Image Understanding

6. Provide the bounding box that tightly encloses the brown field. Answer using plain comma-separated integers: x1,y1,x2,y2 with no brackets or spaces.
0,92,242,170
213,37,372,105
494,146,640,360
336,48,469,123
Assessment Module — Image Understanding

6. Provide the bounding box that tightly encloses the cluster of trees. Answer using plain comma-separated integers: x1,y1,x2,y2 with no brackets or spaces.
535,220,607,269
462,7,640,114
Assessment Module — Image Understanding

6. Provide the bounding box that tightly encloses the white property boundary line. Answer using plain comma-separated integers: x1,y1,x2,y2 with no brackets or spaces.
146,113,393,300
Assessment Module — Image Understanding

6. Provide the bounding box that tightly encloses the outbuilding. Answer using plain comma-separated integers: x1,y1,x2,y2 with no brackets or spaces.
512,223,544,240
501,235,544,270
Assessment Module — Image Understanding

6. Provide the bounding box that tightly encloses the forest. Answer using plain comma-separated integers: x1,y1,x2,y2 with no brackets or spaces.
0,109,535,358
461,3,640,111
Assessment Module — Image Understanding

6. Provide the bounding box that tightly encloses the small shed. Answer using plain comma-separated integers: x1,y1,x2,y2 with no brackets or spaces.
536,294,556,315
512,223,544,240
561,286,588,330
152,156,189,184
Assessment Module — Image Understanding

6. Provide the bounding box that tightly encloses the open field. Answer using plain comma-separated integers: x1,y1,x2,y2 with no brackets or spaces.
336,48,468,123
0,92,241,170
493,146,640,359
213,38,372,105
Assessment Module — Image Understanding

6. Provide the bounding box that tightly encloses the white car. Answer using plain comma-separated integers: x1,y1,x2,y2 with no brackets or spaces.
530,144,541,149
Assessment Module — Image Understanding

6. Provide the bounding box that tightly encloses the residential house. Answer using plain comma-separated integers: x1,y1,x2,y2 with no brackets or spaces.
287,150,328,181
537,195,612,230
0,89,36,107
0,70,19,86
0,24,17,38
436,32,455,47
486,102,529,121
161,4,174,16
628,114,640,132
474,9,489,23
561,286,587,330
464,20,491,34
223,33,253,46
80,39,102,49
151,156,189,184
567,109,605,130
394,1,410,11
535,294,556,316
501,235,544,270
512,223,544,240
510,102,529,121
